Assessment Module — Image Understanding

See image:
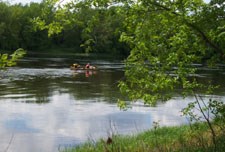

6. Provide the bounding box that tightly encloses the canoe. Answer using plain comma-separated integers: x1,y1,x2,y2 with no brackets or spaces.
70,64,97,70
70,65,97,70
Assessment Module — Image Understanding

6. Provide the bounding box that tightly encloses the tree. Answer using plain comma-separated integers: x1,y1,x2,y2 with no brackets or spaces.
0,1,51,51
32,0,130,55
114,0,225,149
116,0,224,105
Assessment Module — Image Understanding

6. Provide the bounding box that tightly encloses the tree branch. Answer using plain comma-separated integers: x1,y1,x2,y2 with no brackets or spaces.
148,1,224,58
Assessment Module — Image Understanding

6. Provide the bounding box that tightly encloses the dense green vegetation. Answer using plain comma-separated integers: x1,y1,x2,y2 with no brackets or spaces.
0,2,46,51
0,0,130,56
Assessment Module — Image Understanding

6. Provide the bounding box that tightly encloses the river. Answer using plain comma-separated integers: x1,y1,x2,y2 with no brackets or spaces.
0,54,224,152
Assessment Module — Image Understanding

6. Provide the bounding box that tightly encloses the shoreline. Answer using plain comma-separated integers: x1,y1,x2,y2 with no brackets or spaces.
62,122,225,152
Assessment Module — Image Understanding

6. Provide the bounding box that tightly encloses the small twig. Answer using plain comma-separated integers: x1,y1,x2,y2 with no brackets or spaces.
194,93,217,150
4,133,15,152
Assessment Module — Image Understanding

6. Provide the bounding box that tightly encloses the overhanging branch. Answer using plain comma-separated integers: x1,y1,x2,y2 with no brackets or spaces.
147,1,224,58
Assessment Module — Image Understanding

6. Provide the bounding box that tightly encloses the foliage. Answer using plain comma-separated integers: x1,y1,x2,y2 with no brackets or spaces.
32,0,130,55
116,0,225,105
112,0,225,148
0,1,129,56
0,48,26,69
0,2,48,50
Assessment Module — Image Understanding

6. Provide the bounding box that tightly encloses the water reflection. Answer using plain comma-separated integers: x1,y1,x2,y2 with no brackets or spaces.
0,57,224,152
0,94,191,152
0,68,124,103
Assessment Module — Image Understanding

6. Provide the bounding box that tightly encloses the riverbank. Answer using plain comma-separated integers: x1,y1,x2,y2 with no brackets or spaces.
1,48,128,61
63,122,225,152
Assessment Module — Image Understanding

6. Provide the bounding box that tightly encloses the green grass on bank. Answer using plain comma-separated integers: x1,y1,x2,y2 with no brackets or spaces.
62,122,225,152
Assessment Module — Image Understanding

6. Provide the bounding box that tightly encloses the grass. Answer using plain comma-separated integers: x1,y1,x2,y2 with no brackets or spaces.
62,122,225,152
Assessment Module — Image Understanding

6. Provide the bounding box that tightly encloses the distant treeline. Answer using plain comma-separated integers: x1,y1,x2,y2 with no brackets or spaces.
0,1,130,57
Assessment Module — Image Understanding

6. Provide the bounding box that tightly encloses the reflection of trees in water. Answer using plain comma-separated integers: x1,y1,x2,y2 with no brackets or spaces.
193,69,225,95
0,70,125,104
171,69,225,96
61,70,125,103
0,68,224,104
0,77,53,103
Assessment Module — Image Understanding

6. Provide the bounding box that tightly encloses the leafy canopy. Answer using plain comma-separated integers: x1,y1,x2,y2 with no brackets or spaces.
117,0,225,106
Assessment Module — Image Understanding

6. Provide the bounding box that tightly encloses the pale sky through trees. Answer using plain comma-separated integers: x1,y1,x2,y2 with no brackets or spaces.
6,0,70,4
6,0,211,5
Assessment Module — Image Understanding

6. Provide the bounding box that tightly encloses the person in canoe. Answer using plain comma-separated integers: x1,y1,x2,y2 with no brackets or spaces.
85,63,96,70
70,63,82,70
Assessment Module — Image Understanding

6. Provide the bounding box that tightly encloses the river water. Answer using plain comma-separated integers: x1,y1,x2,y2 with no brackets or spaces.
0,55,224,152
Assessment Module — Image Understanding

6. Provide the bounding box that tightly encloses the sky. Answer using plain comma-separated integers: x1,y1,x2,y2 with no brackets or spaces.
5,0,69,5
7,0,41,4
5,0,211,5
